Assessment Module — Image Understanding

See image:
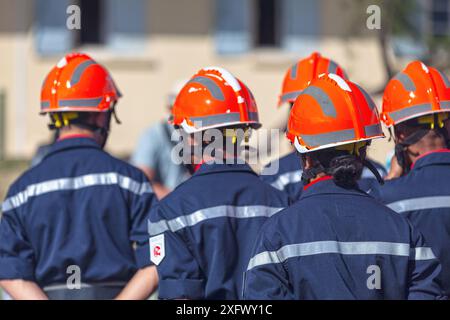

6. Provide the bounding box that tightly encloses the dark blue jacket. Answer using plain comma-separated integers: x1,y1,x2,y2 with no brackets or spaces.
374,149,450,295
148,162,289,300
0,137,157,289
243,177,444,300
261,151,387,202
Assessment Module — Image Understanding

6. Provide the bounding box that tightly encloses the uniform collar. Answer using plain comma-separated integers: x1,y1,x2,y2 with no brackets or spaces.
193,161,257,177
300,176,368,199
411,149,450,170
44,136,101,160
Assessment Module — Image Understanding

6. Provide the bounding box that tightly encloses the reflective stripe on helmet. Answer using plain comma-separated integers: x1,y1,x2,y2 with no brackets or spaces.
41,97,104,110
354,83,377,111
280,90,303,103
388,103,433,122
394,72,416,92
248,112,259,121
190,112,241,127
437,70,450,88
41,101,50,109
202,66,242,92
189,111,260,128
70,60,97,86
300,85,337,118
440,101,450,109
290,62,299,79
327,60,338,74
59,97,103,107
187,76,225,101
364,123,383,136
301,128,355,147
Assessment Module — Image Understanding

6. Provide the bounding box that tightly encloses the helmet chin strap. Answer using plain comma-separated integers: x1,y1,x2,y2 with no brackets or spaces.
301,151,385,186
362,158,384,185
394,128,440,175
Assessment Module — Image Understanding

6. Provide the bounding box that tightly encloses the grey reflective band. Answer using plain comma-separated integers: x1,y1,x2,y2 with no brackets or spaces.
148,205,284,236
394,72,416,92
43,281,126,292
71,60,97,86
328,60,338,74
301,128,355,147
389,103,433,122
290,63,298,79
300,85,337,118
270,170,302,190
188,76,225,101
440,101,450,110
437,70,450,88
58,97,103,107
280,90,303,103
364,123,383,137
387,196,450,213
41,101,50,108
190,112,241,127
248,112,259,121
1,172,153,212
415,247,437,260
247,241,435,271
355,83,376,111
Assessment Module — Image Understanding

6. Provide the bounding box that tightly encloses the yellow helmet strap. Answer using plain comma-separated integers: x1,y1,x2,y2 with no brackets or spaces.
49,112,80,129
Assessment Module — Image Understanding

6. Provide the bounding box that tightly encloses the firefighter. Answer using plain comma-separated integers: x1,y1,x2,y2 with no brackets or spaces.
261,52,386,202
0,53,158,300
148,67,289,299
243,73,444,300
376,61,450,296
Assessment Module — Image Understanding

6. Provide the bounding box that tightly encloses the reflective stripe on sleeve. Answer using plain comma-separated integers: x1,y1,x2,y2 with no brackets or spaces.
387,196,450,213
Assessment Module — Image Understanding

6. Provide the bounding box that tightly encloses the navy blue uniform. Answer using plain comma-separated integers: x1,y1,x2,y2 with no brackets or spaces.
261,151,387,202
374,149,450,296
243,177,444,300
0,137,157,295
148,163,289,299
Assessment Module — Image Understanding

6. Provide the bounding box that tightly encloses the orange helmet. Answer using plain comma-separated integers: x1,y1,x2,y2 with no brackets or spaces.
278,52,348,107
172,66,261,133
382,60,450,127
287,74,384,153
40,53,121,114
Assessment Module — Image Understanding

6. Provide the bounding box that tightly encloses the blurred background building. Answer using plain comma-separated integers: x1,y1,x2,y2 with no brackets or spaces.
0,0,449,174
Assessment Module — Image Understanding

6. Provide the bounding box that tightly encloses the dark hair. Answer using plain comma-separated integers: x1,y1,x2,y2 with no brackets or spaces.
327,154,363,188
302,149,364,188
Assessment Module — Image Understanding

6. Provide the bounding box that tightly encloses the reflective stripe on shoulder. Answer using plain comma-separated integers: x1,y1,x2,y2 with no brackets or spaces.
1,172,153,212
387,196,450,213
148,205,284,236
270,170,302,191
246,241,435,271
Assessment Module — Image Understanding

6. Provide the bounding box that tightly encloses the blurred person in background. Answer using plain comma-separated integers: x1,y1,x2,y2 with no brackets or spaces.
376,61,450,296
130,80,191,199
261,52,387,203
243,74,444,300
149,67,289,299
0,53,158,300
